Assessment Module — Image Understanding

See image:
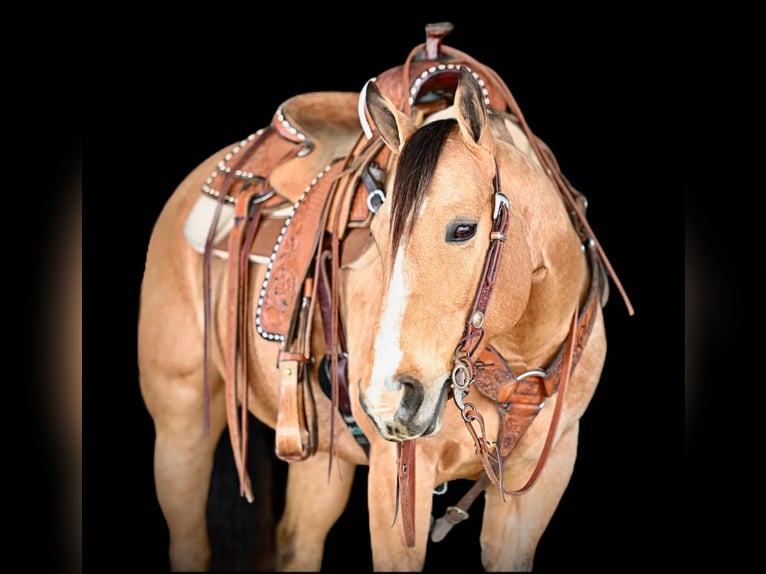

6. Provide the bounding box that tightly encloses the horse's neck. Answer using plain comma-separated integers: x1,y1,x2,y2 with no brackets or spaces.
493,249,588,373
491,147,589,372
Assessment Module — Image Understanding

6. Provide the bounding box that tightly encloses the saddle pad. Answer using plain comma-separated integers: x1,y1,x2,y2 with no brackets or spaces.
184,195,289,264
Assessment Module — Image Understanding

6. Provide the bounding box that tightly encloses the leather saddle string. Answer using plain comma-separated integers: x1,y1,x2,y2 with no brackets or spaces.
316,248,365,459
204,126,304,499
235,189,265,493
224,186,264,501
315,246,354,480
202,127,275,434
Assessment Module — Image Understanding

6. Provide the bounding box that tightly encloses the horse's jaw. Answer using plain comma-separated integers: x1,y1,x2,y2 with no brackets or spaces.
358,376,451,442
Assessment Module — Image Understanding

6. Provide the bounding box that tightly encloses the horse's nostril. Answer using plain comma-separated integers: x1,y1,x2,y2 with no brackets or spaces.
397,376,424,414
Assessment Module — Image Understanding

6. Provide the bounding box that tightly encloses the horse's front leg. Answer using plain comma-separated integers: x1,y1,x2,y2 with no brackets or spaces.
367,442,434,571
479,420,579,571
276,452,356,571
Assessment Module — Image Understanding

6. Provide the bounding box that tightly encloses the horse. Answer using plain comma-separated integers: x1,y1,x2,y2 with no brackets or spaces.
137,22,632,571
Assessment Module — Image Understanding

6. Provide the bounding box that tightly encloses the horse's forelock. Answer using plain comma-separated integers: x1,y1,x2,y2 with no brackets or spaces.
389,119,457,259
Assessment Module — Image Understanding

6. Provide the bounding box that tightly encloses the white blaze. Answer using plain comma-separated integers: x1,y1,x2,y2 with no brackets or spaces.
368,245,409,418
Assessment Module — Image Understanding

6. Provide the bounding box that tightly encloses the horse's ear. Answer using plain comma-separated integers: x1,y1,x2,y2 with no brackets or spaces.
364,80,416,153
454,67,495,154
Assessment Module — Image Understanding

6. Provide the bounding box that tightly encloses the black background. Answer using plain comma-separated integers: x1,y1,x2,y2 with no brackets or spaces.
79,7,687,573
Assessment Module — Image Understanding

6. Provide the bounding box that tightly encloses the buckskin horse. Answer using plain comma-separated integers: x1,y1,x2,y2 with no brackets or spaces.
138,22,633,571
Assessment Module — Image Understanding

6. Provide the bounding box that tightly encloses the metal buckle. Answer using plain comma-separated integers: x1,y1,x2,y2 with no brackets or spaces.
493,192,510,219
367,188,385,213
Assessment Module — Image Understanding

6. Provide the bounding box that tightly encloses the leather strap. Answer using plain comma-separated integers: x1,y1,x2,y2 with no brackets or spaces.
203,125,305,437
315,249,371,457
453,164,509,376
393,440,417,547
321,137,388,475
223,186,266,501
430,472,490,543
274,276,318,461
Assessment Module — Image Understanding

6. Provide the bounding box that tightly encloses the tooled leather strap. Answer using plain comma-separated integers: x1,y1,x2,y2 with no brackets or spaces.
451,163,509,385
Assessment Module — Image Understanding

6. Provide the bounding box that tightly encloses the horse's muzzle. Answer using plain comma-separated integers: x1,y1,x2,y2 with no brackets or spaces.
359,377,450,441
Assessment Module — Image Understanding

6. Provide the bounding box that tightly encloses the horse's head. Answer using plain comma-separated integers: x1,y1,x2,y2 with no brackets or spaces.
358,68,560,441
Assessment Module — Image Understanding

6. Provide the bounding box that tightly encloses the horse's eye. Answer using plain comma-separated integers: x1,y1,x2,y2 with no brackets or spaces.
446,222,477,243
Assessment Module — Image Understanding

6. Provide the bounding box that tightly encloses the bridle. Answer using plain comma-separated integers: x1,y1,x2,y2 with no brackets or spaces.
449,160,510,419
